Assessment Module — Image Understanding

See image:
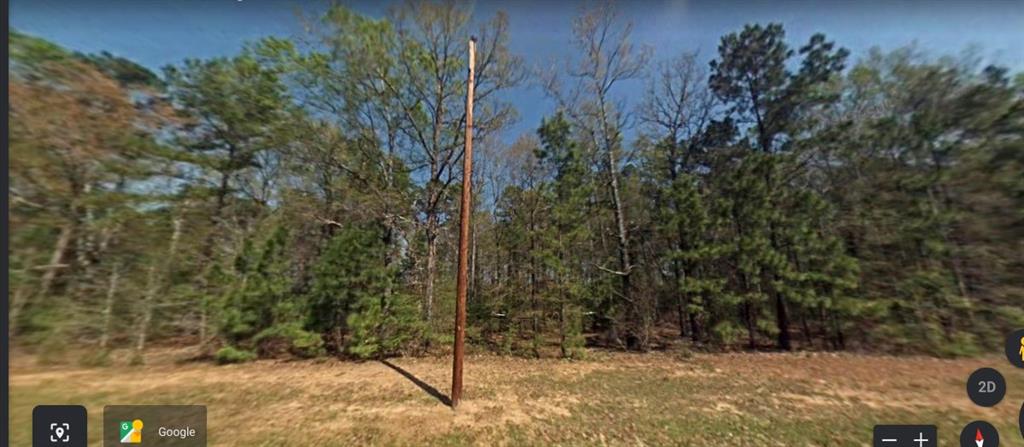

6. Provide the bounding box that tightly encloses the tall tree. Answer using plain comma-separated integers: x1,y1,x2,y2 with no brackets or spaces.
163,52,296,347
545,2,651,348
9,31,170,347
709,24,849,349
638,52,720,341
387,1,524,327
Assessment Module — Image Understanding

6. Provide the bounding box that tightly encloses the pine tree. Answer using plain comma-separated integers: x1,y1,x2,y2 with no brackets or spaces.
537,113,593,358
217,225,323,361
307,225,421,359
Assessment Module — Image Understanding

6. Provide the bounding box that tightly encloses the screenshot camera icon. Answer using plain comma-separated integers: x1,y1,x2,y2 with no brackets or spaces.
32,405,87,447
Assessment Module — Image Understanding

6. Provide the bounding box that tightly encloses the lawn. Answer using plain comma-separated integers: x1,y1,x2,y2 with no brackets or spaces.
9,347,1024,446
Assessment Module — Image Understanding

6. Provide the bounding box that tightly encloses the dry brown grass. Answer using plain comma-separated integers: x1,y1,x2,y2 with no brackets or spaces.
9,347,1024,445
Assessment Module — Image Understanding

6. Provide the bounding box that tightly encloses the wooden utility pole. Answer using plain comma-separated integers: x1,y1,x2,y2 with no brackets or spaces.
452,37,475,409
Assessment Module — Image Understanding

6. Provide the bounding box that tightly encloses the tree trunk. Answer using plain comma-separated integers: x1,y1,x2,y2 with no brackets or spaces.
608,148,632,302
831,310,846,350
559,300,568,358
39,225,73,297
743,299,756,350
764,159,790,351
136,265,157,356
607,144,640,349
8,285,28,339
818,305,832,349
191,166,231,348
199,303,208,349
800,313,812,349
774,291,792,351
676,303,687,339
690,268,705,343
424,213,438,325
529,215,540,355
136,217,183,359
689,305,701,344
99,264,121,351
75,183,95,273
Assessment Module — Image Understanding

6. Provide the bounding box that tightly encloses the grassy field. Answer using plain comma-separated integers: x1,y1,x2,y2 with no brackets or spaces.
9,347,1024,446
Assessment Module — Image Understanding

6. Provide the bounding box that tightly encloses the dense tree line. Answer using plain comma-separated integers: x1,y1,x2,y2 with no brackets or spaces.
8,2,1023,365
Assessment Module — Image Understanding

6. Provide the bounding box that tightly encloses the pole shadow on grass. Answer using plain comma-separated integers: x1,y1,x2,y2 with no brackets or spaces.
380,359,452,407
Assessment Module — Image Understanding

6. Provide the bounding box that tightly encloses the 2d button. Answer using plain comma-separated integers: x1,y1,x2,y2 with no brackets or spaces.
32,405,88,447
966,367,1006,407
1006,329,1024,368
960,421,999,447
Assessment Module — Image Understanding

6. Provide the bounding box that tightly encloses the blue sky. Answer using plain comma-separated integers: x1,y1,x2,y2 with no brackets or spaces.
11,0,1024,143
